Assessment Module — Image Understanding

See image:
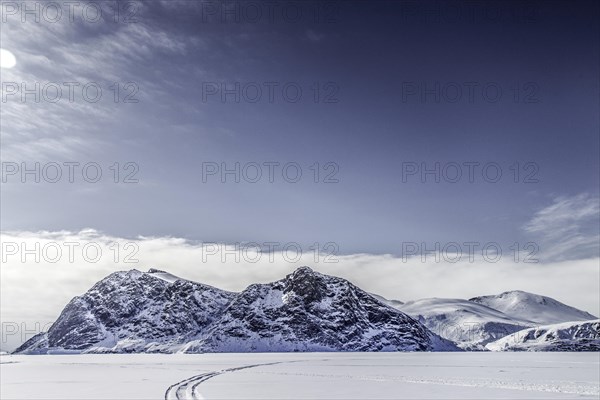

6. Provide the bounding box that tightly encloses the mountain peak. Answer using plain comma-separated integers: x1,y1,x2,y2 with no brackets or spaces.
284,266,327,303
291,265,315,274
469,291,597,325
147,268,167,274
499,290,538,297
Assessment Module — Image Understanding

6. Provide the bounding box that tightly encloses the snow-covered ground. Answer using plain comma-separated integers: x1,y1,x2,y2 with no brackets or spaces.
1,353,598,399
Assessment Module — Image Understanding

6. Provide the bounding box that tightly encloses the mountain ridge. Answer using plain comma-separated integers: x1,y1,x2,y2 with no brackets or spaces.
16,267,458,354
15,268,598,354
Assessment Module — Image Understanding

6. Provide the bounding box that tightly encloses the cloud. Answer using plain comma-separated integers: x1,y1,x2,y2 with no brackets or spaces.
0,1,190,161
2,229,598,351
523,193,600,261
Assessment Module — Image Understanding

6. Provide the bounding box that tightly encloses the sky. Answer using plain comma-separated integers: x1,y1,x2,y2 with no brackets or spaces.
0,0,599,351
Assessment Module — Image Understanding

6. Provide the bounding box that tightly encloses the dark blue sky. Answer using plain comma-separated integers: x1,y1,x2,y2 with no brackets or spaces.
1,0,599,260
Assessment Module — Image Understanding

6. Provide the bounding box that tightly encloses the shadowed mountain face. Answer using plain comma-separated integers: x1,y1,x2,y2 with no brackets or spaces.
16,267,457,354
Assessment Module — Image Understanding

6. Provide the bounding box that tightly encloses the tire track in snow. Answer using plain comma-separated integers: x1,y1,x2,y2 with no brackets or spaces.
165,371,220,400
164,361,298,400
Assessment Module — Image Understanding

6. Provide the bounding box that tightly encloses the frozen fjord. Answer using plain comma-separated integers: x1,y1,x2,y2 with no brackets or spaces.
1,352,599,399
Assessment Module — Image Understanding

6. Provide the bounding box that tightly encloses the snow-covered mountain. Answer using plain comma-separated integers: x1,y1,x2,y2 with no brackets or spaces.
181,267,456,352
486,320,600,351
376,291,596,350
15,269,235,354
15,268,597,354
15,267,457,354
397,298,532,350
469,290,597,325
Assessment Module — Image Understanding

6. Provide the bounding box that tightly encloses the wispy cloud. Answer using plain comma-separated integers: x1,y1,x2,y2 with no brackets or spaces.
523,193,600,261
0,1,190,161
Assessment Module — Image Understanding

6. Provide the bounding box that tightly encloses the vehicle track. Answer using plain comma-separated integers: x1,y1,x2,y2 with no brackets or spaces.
164,361,294,400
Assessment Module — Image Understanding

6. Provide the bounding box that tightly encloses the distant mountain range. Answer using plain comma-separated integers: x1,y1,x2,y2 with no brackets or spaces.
381,290,598,350
469,290,597,324
15,267,598,354
396,298,532,350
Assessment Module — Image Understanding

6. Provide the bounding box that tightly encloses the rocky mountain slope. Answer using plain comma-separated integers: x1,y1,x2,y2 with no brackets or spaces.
181,267,456,352
15,269,235,354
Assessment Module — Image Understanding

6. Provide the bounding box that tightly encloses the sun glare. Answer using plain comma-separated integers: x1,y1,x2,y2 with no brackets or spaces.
0,48,17,69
